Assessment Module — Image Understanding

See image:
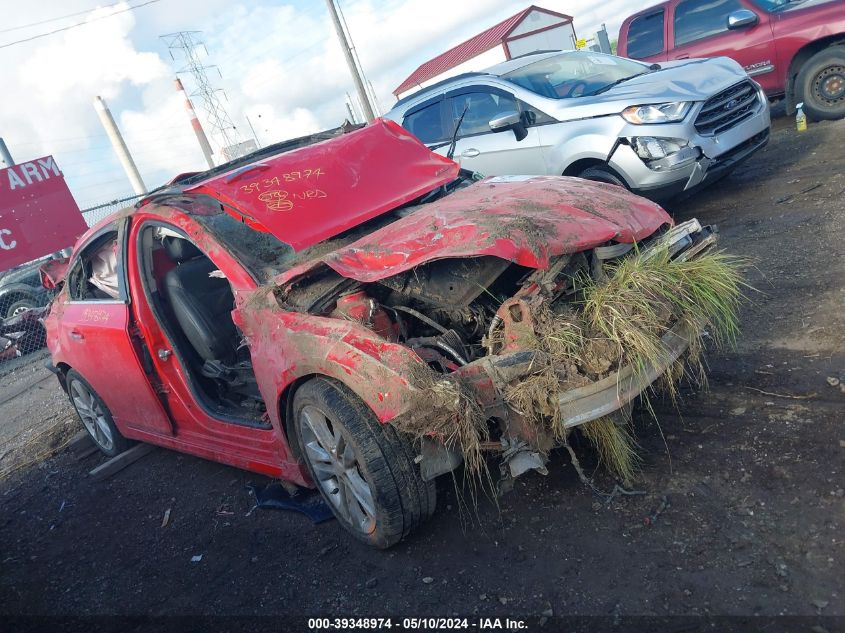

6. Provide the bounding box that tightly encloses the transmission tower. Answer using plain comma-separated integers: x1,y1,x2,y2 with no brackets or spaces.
160,31,240,158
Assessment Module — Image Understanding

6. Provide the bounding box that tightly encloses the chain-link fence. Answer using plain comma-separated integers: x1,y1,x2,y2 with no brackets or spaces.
0,194,144,372
81,193,143,228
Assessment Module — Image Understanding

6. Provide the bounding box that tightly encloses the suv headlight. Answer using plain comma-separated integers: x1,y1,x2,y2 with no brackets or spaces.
630,136,701,171
622,102,691,124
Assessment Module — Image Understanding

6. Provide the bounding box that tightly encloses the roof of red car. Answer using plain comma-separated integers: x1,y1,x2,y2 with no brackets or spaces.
183,119,460,251
393,5,573,97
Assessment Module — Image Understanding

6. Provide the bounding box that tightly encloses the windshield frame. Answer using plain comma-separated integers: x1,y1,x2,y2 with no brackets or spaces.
501,51,651,100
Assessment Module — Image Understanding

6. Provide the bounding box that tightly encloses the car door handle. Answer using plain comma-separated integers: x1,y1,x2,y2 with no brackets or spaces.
69,330,84,341
675,54,690,59
461,148,480,158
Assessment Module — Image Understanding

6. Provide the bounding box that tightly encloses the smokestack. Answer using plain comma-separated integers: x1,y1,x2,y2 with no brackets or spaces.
175,78,215,169
93,96,146,196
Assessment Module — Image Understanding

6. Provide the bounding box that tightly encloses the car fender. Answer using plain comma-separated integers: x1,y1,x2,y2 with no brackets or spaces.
235,300,428,431
545,123,627,177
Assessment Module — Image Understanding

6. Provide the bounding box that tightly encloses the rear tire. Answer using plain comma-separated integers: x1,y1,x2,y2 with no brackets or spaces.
293,377,435,548
5,298,36,319
578,166,629,188
797,48,845,121
66,370,131,457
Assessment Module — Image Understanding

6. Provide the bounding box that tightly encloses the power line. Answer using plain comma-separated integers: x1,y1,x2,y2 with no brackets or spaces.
0,0,161,50
0,1,139,35
161,31,244,160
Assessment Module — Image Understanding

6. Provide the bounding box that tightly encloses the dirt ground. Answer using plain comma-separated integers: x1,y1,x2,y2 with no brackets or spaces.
0,114,843,626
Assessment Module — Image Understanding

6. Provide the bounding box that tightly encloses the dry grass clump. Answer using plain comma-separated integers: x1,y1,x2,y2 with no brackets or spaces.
580,248,746,400
393,246,746,485
508,247,746,480
578,416,640,485
391,370,489,476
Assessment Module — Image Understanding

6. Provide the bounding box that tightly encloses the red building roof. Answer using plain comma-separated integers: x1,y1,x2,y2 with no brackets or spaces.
393,5,573,97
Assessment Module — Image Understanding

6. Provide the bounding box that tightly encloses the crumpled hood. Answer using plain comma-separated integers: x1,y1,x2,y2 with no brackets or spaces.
277,175,672,285
543,57,749,121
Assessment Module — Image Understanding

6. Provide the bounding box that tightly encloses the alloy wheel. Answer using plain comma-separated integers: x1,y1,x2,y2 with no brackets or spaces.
70,380,114,452
299,404,376,535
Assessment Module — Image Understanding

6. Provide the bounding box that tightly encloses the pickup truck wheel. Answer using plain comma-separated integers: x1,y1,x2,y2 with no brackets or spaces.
66,370,131,457
578,166,628,189
5,298,36,319
797,48,845,121
293,377,435,549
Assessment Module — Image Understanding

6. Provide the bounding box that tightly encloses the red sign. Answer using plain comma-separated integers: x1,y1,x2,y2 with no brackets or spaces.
0,156,88,271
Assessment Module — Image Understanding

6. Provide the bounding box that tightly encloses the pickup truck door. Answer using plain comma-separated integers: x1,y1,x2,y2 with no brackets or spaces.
668,0,779,93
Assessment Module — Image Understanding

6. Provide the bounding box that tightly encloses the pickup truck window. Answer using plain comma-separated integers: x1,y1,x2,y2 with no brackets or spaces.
750,0,803,12
674,0,744,46
627,10,665,59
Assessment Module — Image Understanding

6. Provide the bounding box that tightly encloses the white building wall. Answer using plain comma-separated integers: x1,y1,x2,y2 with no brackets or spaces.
508,9,569,37
506,23,577,58
395,46,507,100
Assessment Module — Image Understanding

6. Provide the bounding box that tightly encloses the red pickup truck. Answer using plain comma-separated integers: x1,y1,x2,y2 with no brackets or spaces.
618,0,845,121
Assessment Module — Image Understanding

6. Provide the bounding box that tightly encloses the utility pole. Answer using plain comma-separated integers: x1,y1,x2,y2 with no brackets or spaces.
0,138,14,168
325,0,375,122
161,31,242,160
93,96,147,196
174,77,215,169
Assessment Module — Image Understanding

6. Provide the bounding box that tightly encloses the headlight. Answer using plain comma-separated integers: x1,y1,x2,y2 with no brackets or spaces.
629,136,701,171
622,102,691,124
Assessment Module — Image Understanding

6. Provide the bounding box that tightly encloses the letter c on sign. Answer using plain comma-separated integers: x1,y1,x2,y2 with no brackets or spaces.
0,228,17,250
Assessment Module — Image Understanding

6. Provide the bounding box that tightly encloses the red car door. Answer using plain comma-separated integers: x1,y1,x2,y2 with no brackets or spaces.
668,0,779,92
54,221,173,436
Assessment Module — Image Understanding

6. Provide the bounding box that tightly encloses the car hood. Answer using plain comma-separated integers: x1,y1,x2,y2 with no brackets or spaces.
184,119,459,252
541,57,749,121
276,175,672,285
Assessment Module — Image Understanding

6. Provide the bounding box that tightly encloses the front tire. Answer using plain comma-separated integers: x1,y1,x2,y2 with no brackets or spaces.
66,370,131,457
797,48,845,121
293,377,436,548
578,165,629,188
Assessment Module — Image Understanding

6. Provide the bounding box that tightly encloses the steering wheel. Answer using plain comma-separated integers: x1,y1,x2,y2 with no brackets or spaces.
558,80,590,98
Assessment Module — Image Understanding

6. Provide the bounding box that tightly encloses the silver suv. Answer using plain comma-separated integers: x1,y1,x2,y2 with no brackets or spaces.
385,50,771,200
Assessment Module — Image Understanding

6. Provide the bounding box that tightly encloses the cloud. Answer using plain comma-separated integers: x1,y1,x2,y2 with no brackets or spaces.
1,0,650,209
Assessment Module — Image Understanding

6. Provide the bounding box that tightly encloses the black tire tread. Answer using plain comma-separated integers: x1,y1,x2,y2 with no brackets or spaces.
797,47,845,122
65,369,132,457
293,377,434,548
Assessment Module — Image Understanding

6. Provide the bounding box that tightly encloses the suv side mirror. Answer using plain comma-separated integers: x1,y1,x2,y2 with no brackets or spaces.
727,9,758,29
489,111,528,142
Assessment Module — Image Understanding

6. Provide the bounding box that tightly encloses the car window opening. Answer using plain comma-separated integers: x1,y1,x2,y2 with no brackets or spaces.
139,224,267,426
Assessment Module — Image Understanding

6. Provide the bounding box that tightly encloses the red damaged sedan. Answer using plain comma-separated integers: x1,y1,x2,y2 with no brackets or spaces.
41,120,736,547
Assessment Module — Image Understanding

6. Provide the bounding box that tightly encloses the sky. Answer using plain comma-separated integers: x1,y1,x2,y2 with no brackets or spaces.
0,0,643,209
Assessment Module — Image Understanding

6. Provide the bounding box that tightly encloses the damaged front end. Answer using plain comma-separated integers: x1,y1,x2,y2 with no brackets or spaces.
274,211,736,486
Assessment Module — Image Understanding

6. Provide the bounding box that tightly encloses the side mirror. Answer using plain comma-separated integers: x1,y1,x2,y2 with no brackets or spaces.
489,111,528,142
727,9,758,29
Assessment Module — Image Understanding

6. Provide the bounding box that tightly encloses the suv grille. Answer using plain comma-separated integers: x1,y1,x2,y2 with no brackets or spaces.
695,80,760,136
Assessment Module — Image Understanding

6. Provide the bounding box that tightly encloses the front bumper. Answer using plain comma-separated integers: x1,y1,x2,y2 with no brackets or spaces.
609,88,771,201
419,219,714,481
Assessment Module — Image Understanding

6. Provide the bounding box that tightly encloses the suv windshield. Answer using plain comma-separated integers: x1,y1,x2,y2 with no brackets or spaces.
502,51,650,99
